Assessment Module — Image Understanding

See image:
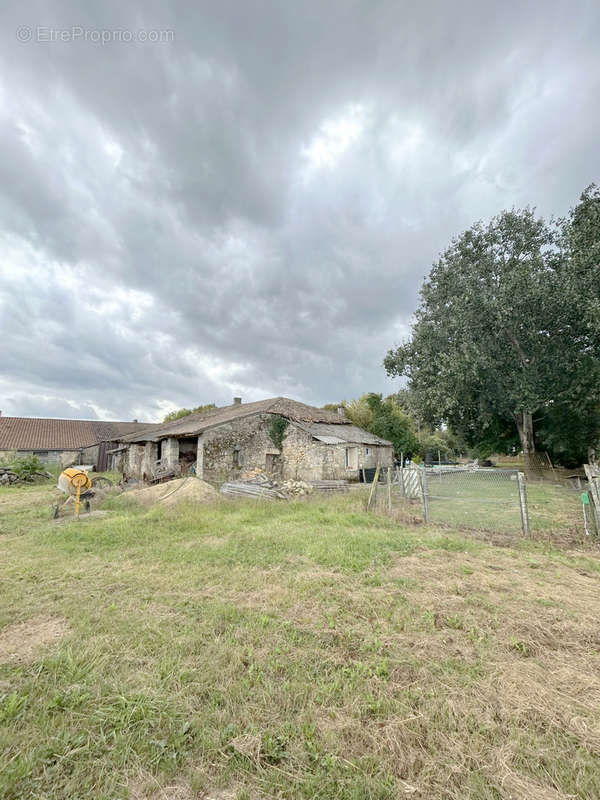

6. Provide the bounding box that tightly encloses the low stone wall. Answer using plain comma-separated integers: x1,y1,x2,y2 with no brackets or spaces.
1,449,84,468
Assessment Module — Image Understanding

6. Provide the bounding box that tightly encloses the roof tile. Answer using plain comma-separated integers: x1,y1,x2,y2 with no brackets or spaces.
0,417,160,451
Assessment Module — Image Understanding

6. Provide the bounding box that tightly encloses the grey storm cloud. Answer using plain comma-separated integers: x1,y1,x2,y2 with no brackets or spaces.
0,0,599,421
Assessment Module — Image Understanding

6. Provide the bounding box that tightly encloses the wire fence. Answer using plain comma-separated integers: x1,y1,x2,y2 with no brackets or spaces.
583,465,600,536
369,465,529,536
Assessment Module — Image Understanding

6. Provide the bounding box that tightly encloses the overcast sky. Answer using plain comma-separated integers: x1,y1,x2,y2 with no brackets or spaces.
0,1,598,421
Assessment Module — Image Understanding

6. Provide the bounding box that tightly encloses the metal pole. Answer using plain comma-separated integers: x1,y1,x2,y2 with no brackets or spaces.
421,465,430,523
387,465,392,514
400,453,405,498
516,471,530,536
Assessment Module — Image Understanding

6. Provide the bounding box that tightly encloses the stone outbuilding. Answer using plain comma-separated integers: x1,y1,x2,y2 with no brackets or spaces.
120,397,393,483
0,415,159,471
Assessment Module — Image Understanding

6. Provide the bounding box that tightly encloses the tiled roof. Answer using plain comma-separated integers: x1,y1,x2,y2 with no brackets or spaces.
294,421,392,446
0,417,160,451
122,397,350,443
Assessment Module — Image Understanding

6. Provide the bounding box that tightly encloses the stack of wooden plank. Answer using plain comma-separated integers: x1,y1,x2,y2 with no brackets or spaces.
310,480,349,493
220,481,287,500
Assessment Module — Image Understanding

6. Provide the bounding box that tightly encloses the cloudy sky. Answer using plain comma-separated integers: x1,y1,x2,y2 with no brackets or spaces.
0,1,598,422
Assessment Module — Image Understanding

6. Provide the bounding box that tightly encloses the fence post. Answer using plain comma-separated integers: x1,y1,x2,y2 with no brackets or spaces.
584,465,600,533
366,463,381,511
516,471,530,536
421,465,430,523
387,465,392,514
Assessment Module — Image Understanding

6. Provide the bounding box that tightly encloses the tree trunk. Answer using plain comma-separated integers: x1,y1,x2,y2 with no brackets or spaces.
515,411,535,455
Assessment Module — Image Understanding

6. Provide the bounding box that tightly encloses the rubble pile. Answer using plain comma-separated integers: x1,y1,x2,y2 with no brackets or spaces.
0,468,19,485
279,479,313,497
0,467,52,486
237,466,314,496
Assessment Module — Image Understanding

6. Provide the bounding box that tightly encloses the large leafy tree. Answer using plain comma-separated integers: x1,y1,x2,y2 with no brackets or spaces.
384,200,600,463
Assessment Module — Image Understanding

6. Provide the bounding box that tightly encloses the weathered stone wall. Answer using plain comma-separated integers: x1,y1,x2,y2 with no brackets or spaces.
1,449,87,468
199,413,280,483
163,437,179,468
126,443,146,478
124,415,394,484
280,426,393,481
280,424,326,481
325,444,393,480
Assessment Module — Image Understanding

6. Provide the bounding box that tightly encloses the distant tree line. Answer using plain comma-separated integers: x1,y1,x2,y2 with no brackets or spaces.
383,185,600,466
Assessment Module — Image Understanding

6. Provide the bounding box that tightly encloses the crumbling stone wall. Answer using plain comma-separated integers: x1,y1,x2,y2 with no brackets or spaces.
162,437,179,468
126,443,145,478
2,449,88,467
280,424,327,481
325,444,393,480
281,428,393,481
124,415,394,484
199,413,279,483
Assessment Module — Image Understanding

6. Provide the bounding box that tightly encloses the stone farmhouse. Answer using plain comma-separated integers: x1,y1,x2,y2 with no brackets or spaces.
0,415,159,471
119,397,393,483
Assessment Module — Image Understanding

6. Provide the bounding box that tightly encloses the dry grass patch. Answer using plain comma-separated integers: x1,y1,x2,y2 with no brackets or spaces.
0,615,69,663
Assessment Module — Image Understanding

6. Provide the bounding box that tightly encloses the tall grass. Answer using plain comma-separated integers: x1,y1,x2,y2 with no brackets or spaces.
1,488,599,799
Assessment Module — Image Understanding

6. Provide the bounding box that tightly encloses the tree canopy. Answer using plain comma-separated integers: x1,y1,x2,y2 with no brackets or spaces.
384,187,600,464
328,393,457,461
162,403,216,423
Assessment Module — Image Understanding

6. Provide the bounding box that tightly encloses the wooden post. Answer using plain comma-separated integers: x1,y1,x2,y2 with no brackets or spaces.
387,465,392,514
421,466,430,523
367,464,381,511
516,471,530,536
584,465,600,533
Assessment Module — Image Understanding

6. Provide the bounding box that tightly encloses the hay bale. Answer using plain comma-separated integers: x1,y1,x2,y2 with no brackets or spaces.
128,477,218,508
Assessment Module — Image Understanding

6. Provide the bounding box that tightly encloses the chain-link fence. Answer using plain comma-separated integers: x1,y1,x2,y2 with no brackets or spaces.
369,465,529,535
423,467,527,534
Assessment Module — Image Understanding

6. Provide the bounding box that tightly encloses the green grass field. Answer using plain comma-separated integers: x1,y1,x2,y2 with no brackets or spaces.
1,482,600,799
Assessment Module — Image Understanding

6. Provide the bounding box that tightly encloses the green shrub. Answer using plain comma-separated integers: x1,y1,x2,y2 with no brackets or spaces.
269,416,289,450
11,455,45,481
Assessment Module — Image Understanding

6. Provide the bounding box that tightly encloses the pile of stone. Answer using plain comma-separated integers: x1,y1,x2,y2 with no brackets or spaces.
0,468,19,485
279,479,314,497
238,467,313,497
0,467,53,486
